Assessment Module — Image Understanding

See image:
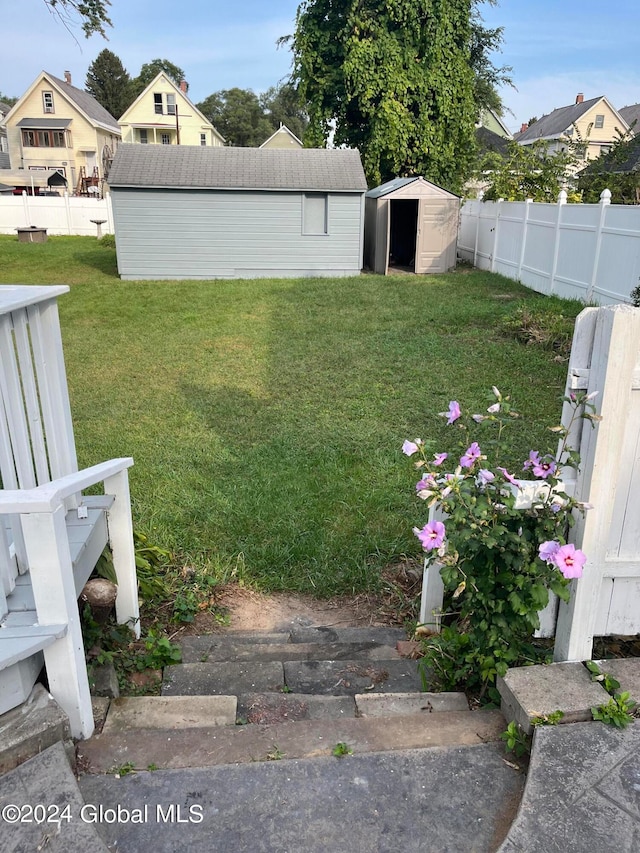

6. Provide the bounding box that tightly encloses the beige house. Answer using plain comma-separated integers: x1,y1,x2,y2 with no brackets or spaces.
259,124,303,149
118,72,224,148
517,94,630,169
4,71,121,195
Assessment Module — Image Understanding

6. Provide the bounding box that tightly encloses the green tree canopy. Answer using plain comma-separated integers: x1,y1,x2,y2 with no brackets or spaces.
85,49,132,119
0,93,18,108
259,83,309,143
130,59,187,101
197,88,274,147
289,0,484,191
42,0,111,38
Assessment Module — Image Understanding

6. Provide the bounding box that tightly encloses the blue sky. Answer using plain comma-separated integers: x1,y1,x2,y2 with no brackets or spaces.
2,0,639,133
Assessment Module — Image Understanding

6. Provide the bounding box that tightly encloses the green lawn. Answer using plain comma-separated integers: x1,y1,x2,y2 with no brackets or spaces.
0,236,583,596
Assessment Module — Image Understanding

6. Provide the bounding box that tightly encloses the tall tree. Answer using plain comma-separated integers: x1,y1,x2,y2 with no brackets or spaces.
42,0,111,38
86,49,132,119
289,0,479,190
260,83,309,142
197,89,273,147
130,59,187,101
0,93,18,108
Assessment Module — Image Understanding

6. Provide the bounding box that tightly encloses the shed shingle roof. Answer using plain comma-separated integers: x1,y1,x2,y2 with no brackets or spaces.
108,144,368,191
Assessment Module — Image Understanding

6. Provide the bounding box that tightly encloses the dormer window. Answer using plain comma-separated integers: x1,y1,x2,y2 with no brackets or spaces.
42,92,54,113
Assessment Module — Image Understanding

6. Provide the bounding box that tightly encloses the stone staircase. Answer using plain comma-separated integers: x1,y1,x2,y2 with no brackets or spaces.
77,625,506,772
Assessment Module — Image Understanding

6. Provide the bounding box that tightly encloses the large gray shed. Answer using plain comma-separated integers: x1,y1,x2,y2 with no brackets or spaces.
364,177,459,275
108,145,367,280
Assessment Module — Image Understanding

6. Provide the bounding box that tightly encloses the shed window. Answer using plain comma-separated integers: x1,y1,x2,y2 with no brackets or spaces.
303,193,328,235
594,114,605,129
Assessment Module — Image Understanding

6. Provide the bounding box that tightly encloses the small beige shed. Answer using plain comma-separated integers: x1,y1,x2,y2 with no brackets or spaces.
364,177,459,274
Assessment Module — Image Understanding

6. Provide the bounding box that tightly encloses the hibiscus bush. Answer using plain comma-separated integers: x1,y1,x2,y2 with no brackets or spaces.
404,387,598,700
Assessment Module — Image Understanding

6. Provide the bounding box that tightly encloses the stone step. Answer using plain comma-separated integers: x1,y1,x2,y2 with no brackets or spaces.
184,631,291,646
289,626,407,646
355,691,469,717
77,708,506,772
238,693,356,724
283,659,422,696
162,661,284,696
180,637,400,664
102,696,237,734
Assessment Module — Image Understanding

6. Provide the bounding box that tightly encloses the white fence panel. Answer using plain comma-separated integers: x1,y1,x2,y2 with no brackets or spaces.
459,191,640,305
0,193,113,236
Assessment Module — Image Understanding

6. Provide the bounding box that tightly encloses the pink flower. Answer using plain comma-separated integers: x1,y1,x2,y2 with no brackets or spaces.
487,403,500,414
532,457,557,479
523,451,540,471
460,441,481,469
553,544,586,579
539,540,561,563
413,521,446,551
402,440,420,456
440,401,461,425
477,469,495,485
433,453,448,466
497,467,519,486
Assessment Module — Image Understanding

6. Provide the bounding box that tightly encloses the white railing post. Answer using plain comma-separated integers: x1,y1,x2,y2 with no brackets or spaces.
103,468,140,638
63,191,72,235
490,199,503,273
549,190,567,295
517,198,533,281
20,503,94,738
21,191,31,227
585,189,611,304
106,192,114,234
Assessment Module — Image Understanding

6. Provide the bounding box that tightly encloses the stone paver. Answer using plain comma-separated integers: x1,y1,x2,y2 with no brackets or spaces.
290,626,406,646
355,691,469,717
238,693,356,723
498,662,609,734
162,661,284,696
0,684,71,774
594,657,640,703
284,659,422,695
180,639,399,664
102,696,237,733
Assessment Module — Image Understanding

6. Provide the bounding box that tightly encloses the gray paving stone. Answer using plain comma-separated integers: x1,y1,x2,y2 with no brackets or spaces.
290,626,406,646
238,693,356,723
103,696,237,733
78,742,522,852
355,691,468,716
283,659,422,695
183,631,291,648
0,684,71,774
594,657,640,703
162,661,284,696
0,742,109,851
181,638,399,663
498,662,609,734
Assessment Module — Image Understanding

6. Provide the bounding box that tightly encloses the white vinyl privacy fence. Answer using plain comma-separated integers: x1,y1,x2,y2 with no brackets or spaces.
0,193,114,236
420,304,640,662
459,191,640,305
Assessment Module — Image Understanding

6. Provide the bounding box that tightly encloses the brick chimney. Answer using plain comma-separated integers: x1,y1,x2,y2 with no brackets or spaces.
179,80,188,93
64,70,72,85
576,93,584,104
520,122,529,133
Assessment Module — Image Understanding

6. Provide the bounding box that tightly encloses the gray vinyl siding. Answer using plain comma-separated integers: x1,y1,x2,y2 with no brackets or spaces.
112,188,364,279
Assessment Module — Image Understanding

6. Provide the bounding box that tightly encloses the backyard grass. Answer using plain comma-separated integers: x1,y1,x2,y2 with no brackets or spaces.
0,236,584,597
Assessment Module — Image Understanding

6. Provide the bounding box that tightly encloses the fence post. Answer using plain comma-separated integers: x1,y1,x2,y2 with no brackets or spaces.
517,198,533,281
549,190,567,295
490,199,503,273
21,191,31,227
585,189,611,304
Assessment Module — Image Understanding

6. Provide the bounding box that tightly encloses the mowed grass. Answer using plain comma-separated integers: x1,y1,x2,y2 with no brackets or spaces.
0,236,583,595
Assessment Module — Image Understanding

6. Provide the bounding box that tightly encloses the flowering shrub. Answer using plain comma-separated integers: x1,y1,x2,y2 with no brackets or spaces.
404,387,598,698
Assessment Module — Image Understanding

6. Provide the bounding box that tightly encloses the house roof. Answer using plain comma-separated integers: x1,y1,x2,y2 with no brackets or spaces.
108,144,368,192
476,126,511,157
47,74,120,134
365,176,459,199
517,96,615,143
17,117,72,130
259,124,304,149
619,104,640,134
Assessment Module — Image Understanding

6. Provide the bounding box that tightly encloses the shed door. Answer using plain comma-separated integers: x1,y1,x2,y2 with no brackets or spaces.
415,199,457,274
374,199,390,275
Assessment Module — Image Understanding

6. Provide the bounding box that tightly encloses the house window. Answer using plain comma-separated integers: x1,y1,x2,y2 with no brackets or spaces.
22,129,67,147
42,91,54,113
139,129,148,144
594,114,605,129
161,133,171,145
303,193,328,235
600,145,611,156
200,133,207,146
166,94,176,115
154,94,163,115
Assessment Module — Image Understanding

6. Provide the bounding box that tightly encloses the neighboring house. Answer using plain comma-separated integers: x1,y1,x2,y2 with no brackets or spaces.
516,94,629,169
0,101,11,169
108,144,367,279
118,72,224,148
259,124,304,149
3,71,120,194
578,134,640,204
478,109,512,140
619,104,640,135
